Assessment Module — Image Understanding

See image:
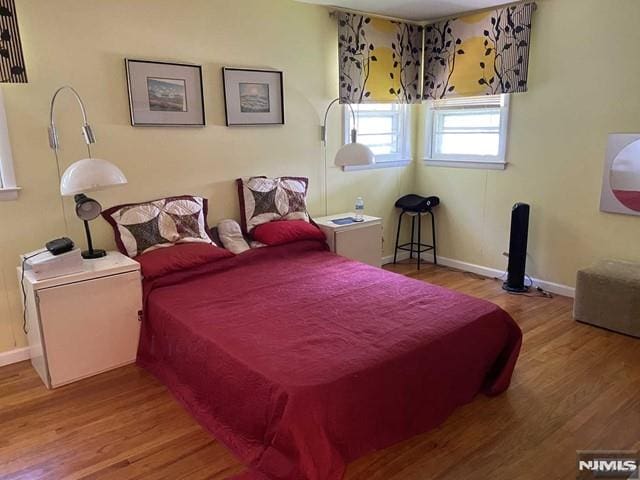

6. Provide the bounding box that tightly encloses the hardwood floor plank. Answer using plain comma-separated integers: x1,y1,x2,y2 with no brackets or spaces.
1,260,637,480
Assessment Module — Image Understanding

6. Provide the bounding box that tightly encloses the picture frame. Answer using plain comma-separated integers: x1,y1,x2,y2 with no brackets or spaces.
222,67,284,126
125,59,205,127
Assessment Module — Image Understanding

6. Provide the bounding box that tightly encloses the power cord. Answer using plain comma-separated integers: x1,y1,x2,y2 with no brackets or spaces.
525,274,533,288
442,266,552,297
410,256,554,299
498,254,553,299
21,251,47,335
525,274,553,298
501,283,554,299
535,286,554,298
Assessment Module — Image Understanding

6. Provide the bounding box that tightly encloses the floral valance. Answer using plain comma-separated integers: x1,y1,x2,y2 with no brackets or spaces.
423,3,536,100
0,0,27,83
338,13,422,104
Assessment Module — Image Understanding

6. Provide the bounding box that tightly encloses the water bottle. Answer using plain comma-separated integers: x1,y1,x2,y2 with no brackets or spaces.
354,197,365,222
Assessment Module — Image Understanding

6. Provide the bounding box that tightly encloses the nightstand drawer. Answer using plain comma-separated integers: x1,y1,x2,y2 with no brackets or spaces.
36,270,142,387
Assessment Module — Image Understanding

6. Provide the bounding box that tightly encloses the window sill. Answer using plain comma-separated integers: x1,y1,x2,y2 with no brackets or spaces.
343,159,411,172
0,186,21,201
423,158,506,170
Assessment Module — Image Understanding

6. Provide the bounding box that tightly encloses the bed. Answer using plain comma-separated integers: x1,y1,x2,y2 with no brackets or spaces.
137,239,522,480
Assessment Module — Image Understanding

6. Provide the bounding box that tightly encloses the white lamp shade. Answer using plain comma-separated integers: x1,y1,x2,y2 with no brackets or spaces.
60,158,127,196
334,142,375,167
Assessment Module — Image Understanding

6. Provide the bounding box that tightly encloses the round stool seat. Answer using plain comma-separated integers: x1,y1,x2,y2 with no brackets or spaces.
394,194,440,213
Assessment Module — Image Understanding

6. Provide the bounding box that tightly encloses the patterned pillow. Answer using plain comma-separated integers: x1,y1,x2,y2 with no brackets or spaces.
237,176,309,232
102,195,214,257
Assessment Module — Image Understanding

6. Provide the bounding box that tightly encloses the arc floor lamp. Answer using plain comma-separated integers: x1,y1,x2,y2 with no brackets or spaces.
321,98,375,214
48,86,127,259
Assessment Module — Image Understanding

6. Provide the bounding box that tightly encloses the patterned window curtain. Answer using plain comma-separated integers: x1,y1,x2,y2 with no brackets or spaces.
423,2,536,100
338,12,422,104
0,0,26,83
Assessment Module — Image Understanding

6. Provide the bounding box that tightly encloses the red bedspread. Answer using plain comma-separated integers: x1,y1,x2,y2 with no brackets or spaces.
138,240,521,480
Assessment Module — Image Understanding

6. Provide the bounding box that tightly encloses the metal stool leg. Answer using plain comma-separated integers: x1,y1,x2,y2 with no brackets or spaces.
417,212,422,270
409,215,415,259
393,211,404,264
430,210,437,265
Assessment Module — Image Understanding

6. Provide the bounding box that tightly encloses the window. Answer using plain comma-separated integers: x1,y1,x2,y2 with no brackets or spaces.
343,103,411,169
0,90,18,200
424,94,510,169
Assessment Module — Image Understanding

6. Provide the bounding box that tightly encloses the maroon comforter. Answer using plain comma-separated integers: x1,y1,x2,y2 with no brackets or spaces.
138,240,521,480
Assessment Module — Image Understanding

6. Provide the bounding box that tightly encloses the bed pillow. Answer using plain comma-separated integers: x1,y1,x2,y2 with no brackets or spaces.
217,219,251,254
252,220,325,246
237,176,309,232
135,243,233,279
102,195,213,257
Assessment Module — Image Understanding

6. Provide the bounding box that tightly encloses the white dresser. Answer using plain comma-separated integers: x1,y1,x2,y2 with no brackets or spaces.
314,213,383,267
17,251,142,389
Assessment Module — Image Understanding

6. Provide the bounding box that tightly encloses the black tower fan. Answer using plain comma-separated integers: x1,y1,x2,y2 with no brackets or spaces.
503,203,530,293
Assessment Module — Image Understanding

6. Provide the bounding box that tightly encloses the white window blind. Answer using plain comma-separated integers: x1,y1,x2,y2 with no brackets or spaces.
425,94,510,169
344,103,411,167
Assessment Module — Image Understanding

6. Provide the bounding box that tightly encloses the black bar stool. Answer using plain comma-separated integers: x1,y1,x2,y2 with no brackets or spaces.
393,194,440,270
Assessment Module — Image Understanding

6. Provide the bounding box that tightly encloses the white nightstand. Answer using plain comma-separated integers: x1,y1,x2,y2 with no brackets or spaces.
314,213,383,267
17,251,142,389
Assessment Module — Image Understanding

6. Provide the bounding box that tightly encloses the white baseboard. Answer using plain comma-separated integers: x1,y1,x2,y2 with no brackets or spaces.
382,252,575,298
0,346,30,367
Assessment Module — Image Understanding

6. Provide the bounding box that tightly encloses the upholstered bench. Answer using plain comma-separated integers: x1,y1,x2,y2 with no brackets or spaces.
574,259,640,338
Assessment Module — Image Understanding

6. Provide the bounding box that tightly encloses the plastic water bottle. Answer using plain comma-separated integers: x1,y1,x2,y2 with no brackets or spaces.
354,197,365,222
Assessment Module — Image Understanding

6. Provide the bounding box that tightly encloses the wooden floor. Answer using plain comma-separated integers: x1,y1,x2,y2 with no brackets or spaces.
1,261,639,480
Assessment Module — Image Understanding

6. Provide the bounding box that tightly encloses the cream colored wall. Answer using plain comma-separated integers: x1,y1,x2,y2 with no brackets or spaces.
0,0,413,354
416,0,640,288
8,0,631,356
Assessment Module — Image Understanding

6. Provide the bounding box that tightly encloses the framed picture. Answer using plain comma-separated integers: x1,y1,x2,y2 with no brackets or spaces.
222,67,284,126
125,59,205,127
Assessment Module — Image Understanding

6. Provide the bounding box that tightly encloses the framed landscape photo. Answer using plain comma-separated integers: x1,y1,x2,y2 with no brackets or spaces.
222,67,284,126
125,59,205,127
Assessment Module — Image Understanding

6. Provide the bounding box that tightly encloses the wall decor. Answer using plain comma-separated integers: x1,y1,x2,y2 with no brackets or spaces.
600,134,640,217
125,59,205,126
222,68,284,126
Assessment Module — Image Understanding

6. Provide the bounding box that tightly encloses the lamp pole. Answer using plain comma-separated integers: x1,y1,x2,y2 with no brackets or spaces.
320,98,375,216
48,86,97,235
